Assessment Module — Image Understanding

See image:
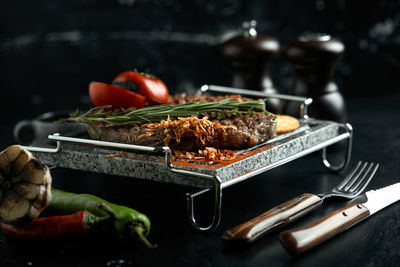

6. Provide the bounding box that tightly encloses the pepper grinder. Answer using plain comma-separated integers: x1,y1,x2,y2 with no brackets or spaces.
283,33,347,122
221,20,282,113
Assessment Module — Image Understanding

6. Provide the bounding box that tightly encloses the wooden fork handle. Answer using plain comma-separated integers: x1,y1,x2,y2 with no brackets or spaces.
279,202,370,255
222,193,323,243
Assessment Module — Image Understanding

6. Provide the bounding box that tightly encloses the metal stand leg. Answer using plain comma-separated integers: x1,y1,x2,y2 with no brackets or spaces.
322,123,353,171
186,176,222,232
164,148,223,232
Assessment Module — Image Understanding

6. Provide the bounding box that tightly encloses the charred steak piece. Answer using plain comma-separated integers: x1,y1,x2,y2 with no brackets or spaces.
169,94,257,105
80,94,277,151
86,112,277,151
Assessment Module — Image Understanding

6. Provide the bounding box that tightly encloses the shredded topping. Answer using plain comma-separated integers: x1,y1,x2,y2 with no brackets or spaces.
105,151,128,158
146,115,234,146
174,147,237,163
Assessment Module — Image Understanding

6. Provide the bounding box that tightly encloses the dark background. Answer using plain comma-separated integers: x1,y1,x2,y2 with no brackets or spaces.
1,1,400,266
1,0,400,118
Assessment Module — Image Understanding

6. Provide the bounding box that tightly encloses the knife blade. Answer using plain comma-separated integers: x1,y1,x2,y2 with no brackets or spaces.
279,182,400,255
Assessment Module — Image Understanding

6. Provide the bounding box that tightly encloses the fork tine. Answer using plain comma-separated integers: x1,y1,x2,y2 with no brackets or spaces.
349,163,379,195
335,161,363,191
348,162,374,192
344,162,370,191
342,162,370,191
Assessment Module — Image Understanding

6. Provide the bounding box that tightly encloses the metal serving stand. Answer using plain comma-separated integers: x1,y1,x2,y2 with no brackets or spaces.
23,85,353,232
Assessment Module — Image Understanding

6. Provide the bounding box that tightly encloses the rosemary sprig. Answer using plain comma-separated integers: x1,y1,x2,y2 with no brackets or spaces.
68,99,269,126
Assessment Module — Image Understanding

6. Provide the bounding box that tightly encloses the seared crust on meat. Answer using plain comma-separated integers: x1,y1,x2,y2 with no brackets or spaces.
169,94,257,105
85,112,277,151
84,94,277,151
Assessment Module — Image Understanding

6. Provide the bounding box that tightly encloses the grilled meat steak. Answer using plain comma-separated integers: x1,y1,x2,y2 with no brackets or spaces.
81,94,277,151
86,112,276,151
169,93,257,105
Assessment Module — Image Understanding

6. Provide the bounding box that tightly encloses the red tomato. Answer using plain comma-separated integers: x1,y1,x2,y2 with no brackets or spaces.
113,70,169,104
89,82,146,109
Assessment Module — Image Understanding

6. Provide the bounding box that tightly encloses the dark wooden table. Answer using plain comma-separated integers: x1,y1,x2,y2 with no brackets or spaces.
1,94,400,267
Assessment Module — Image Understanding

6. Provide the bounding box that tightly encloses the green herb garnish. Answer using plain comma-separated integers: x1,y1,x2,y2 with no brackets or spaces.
68,99,269,126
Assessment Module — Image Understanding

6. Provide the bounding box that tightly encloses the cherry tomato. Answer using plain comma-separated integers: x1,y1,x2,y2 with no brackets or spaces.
89,82,146,110
113,70,169,104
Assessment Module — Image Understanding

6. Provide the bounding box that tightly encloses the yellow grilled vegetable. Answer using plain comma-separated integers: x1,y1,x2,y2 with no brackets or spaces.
0,145,52,224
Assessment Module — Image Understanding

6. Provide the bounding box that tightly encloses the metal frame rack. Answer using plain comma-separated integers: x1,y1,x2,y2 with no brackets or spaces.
24,85,353,232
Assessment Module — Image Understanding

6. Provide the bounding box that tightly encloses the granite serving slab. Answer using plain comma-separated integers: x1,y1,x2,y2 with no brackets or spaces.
30,119,345,189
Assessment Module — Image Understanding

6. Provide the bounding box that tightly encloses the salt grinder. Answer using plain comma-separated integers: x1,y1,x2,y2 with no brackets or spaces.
283,33,347,122
221,20,282,113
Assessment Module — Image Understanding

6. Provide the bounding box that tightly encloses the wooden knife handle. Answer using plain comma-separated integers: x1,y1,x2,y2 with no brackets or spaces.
279,202,370,255
222,193,323,243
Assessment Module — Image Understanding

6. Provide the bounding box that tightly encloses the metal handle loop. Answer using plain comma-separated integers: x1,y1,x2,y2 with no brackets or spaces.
322,123,353,171
186,176,222,232
163,147,223,231
23,140,62,153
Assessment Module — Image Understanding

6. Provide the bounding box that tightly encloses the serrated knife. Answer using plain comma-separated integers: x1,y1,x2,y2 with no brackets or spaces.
279,182,400,255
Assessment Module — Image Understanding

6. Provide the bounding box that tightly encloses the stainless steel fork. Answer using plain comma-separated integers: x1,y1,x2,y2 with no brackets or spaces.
318,161,379,200
222,161,379,243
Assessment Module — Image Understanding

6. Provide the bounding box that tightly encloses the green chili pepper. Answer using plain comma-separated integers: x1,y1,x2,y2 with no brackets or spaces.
48,188,156,249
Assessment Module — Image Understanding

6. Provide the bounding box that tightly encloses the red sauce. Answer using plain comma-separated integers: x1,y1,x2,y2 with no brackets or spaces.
172,145,272,170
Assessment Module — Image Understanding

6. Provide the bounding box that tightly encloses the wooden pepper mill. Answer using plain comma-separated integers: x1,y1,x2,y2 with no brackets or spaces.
221,20,282,113
283,33,347,122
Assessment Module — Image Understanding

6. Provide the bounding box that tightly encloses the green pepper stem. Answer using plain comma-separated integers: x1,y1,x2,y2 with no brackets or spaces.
97,203,157,249
134,226,158,249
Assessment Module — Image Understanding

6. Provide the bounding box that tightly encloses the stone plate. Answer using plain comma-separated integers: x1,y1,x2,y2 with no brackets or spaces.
32,119,344,188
